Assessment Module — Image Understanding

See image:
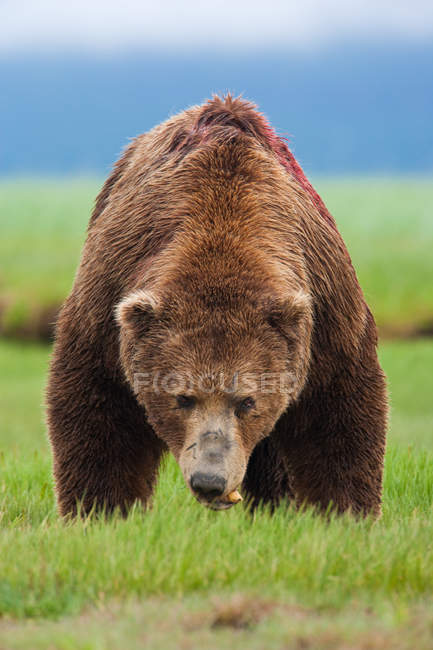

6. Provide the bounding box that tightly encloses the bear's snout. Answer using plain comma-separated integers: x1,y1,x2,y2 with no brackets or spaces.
179,425,247,510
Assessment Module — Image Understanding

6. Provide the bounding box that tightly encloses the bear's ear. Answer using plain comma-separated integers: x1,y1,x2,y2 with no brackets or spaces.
115,290,159,338
265,290,312,342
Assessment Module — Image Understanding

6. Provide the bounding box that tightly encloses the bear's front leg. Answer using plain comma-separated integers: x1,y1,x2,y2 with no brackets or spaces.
277,356,388,517
46,323,165,517
242,436,294,511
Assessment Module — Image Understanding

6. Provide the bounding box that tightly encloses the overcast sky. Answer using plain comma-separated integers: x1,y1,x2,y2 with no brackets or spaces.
1,0,433,54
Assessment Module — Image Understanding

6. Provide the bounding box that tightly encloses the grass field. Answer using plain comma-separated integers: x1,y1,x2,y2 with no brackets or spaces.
1,178,433,337
0,338,432,648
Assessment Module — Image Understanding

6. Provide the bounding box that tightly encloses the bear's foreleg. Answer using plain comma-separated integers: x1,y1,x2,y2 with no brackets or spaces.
47,330,165,517
242,436,294,512
278,359,387,517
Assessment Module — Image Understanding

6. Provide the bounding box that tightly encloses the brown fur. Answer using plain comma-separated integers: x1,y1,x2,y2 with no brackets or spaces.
46,95,388,518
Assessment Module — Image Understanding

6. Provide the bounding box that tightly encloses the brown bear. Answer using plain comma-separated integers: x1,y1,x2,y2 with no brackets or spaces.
46,95,388,518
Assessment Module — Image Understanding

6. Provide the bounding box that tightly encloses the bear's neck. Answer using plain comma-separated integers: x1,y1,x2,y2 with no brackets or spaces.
142,224,303,319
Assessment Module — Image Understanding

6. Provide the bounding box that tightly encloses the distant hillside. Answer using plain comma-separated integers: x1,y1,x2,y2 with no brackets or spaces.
1,45,432,175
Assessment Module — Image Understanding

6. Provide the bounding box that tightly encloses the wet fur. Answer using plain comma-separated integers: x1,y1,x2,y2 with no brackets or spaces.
46,95,388,518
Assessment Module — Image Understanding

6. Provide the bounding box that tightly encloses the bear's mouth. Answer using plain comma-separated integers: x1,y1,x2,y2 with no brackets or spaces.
206,499,236,511
195,497,235,510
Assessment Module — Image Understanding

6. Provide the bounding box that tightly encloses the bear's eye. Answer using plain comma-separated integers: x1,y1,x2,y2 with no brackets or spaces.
176,394,196,409
235,396,256,417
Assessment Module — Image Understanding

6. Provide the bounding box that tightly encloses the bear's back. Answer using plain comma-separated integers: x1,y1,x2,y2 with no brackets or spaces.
89,95,337,235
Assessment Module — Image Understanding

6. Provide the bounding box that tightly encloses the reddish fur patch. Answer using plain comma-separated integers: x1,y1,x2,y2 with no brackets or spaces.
181,95,337,231
262,127,337,232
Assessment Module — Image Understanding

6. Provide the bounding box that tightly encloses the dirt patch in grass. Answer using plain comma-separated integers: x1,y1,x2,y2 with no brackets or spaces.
207,594,307,630
0,300,59,342
1,596,432,650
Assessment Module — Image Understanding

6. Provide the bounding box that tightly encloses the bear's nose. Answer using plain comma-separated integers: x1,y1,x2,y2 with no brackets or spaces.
190,472,226,500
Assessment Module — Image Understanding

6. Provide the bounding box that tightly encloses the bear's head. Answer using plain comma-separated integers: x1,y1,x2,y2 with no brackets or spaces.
115,287,312,510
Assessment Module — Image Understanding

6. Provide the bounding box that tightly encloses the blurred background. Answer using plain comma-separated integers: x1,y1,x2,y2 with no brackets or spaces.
1,0,433,176
0,0,432,452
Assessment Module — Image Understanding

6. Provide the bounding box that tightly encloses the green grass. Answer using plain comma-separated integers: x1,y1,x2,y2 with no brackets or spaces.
0,339,432,648
318,179,433,333
1,445,432,613
0,341,49,451
0,179,92,307
379,340,433,448
1,178,433,336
